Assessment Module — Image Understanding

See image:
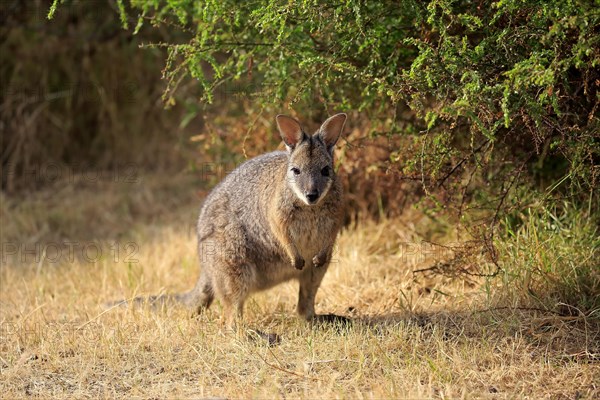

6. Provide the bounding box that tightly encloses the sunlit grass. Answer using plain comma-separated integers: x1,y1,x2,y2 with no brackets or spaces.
1,174,598,398
493,202,600,313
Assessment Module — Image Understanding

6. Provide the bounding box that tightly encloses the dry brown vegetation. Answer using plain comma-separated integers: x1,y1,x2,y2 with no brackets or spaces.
1,173,598,399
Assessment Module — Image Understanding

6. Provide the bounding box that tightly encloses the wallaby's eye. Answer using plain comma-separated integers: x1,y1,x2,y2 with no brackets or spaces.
321,166,330,177
291,167,301,176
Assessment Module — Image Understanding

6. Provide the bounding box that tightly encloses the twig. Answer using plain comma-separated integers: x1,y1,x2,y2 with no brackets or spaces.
253,349,321,381
76,301,126,331
473,306,562,315
437,140,490,189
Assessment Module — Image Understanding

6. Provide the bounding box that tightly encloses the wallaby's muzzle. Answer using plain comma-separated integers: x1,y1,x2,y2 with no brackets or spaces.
306,191,320,204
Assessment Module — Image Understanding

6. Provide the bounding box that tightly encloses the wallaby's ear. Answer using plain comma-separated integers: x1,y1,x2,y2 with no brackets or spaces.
317,113,346,154
276,115,306,152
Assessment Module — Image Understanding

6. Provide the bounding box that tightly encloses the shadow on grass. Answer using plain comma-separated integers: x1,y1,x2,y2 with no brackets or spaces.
346,309,600,363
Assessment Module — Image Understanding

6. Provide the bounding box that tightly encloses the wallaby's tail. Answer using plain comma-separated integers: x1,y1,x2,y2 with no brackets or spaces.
106,281,214,316
105,293,181,309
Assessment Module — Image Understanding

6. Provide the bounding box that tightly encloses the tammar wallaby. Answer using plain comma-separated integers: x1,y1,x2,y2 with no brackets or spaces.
117,113,347,332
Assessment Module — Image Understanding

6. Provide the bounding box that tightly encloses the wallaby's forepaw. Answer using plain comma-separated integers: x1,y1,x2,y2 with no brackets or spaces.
312,253,327,268
292,256,305,270
313,254,325,268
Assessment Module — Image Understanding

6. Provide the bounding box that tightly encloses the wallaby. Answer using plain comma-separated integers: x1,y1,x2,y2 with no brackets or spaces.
114,113,348,334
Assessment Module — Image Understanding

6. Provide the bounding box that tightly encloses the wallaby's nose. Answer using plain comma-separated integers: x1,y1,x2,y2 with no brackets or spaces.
306,191,320,204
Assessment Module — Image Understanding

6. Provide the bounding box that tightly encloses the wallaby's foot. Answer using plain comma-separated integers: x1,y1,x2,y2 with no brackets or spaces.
292,256,305,270
312,313,353,328
247,329,281,346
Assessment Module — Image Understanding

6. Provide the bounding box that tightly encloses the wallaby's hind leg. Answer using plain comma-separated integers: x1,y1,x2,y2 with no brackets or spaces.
221,298,245,331
297,262,352,327
212,262,252,331
298,246,336,320
297,264,329,320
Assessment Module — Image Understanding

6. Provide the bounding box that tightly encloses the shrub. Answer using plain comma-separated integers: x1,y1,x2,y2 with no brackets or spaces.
71,0,599,214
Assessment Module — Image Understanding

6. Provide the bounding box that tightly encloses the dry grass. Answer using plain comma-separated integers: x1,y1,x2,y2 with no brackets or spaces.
1,173,598,399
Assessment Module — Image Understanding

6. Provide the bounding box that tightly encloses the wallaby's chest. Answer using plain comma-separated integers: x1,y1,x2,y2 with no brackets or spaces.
288,208,335,256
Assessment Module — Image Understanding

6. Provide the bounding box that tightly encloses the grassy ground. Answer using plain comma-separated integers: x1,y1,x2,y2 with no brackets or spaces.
1,173,598,399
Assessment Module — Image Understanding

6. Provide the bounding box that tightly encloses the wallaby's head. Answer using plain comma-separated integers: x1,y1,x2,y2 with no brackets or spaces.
276,113,346,206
